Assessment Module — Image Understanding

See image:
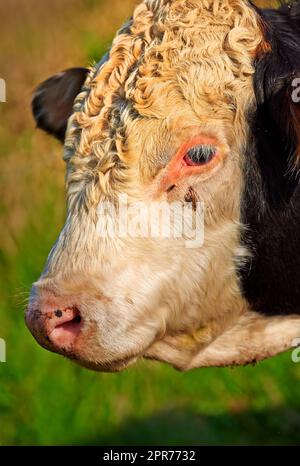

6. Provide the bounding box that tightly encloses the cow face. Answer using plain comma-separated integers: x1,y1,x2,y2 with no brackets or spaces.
26,0,300,372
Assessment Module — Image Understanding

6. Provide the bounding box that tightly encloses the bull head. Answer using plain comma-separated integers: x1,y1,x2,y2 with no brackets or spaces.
26,0,300,372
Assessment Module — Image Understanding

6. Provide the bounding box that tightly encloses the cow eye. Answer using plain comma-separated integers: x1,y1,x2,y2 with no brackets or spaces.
184,145,217,166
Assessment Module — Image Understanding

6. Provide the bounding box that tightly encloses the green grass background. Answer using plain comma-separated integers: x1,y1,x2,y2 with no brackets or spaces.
1,0,300,446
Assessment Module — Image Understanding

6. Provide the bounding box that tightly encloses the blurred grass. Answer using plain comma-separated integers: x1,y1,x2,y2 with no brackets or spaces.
1,0,300,446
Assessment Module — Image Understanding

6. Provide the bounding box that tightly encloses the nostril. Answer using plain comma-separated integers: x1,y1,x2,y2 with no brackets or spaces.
49,308,83,349
55,313,82,330
73,315,82,324
54,309,63,318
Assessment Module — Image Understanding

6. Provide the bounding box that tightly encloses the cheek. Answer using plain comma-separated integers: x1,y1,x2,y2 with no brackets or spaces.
101,250,207,338
108,253,177,308
101,242,188,306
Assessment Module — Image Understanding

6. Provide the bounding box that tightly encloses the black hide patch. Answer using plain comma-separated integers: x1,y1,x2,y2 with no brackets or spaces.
241,1,300,315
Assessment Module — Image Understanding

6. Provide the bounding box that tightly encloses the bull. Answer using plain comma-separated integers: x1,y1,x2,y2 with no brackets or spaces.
26,0,300,372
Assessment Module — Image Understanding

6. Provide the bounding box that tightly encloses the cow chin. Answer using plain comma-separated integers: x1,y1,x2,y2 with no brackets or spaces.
56,329,150,373
72,352,140,373
56,330,197,373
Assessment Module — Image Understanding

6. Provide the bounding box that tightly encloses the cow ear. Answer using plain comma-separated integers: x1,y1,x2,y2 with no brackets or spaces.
32,67,89,143
254,5,300,165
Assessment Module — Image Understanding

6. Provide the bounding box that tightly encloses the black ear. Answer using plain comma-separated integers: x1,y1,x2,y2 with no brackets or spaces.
254,3,300,163
32,67,89,143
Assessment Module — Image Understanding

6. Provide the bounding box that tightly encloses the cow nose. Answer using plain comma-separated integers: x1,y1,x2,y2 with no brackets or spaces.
25,306,82,351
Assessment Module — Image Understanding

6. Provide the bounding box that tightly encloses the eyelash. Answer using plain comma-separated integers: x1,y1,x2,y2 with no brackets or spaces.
184,145,217,166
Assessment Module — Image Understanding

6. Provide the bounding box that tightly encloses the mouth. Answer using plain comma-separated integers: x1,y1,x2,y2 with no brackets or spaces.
48,309,83,348
74,354,139,373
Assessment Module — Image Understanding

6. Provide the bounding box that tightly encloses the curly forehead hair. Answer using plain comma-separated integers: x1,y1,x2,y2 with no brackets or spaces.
64,0,264,203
